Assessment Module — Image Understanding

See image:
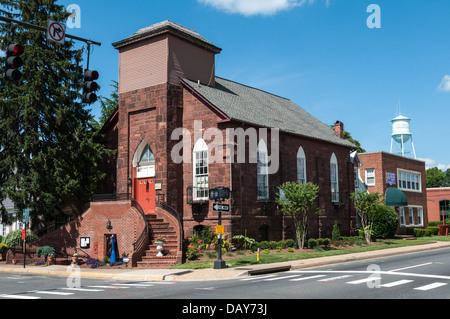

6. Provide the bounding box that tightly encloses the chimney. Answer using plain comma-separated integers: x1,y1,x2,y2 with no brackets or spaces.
334,121,344,139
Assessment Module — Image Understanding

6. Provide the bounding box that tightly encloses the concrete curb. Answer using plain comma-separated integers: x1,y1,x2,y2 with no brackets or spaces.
1,241,450,281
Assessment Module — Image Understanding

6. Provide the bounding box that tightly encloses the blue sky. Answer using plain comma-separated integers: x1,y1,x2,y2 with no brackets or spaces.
55,0,450,170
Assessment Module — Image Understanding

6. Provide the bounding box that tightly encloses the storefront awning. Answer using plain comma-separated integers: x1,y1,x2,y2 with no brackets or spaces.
385,187,408,207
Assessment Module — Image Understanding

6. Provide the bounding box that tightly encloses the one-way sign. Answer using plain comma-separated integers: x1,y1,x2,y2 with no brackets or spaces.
213,203,230,212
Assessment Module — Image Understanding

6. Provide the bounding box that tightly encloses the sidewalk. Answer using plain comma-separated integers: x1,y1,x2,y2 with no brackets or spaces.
1,241,449,282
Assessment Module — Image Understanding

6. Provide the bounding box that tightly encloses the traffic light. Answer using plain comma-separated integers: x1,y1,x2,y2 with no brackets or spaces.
5,43,24,81
82,69,99,104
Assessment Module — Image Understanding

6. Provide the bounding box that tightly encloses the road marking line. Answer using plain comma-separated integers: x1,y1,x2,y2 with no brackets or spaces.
318,275,353,282
241,275,277,281
88,285,129,289
112,283,154,287
61,287,104,292
379,279,414,288
347,277,382,285
388,262,433,272
264,275,303,281
289,275,326,281
0,294,40,299
32,290,75,296
414,282,448,291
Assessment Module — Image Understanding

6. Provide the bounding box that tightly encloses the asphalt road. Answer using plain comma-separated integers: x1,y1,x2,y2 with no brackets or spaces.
1,248,449,314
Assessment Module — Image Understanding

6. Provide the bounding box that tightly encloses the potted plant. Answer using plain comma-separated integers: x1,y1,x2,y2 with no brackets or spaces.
36,246,56,265
155,238,165,257
47,253,55,266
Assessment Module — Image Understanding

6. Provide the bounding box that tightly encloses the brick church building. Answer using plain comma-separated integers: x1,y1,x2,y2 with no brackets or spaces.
32,21,358,267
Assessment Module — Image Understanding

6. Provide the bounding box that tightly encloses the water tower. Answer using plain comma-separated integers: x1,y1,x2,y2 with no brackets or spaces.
390,114,416,159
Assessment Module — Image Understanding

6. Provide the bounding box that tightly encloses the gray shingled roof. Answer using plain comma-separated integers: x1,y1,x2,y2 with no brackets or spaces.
182,77,356,148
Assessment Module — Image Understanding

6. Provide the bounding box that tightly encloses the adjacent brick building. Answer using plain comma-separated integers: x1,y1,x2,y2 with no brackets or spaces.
358,152,428,233
32,21,359,267
426,187,450,222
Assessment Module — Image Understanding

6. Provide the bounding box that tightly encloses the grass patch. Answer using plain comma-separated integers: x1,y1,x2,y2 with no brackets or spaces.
171,238,442,270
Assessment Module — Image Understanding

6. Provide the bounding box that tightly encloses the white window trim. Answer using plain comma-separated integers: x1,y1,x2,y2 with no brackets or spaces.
399,207,405,226
397,168,422,193
330,153,339,203
257,139,269,200
193,138,209,201
297,147,307,185
365,168,375,186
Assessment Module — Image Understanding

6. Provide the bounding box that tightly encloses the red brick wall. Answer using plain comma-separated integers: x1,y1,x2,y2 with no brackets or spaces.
359,152,428,231
35,201,145,262
427,188,450,222
179,88,356,241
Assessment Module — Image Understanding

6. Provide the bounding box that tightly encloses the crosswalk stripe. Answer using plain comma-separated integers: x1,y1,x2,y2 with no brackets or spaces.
289,275,326,281
32,290,75,296
379,280,414,288
88,285,130,289
0,294,40,299
347,277,382,285
241,275,278,281
61,287,104,292
318,275,353,282
414,282,448,291
264,275,303,281
112,283,154,287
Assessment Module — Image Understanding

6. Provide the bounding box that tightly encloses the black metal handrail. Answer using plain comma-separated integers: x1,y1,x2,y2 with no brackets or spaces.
131,198,149,253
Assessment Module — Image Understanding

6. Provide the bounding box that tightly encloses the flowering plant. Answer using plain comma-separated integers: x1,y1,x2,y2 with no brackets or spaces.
186,240,202,260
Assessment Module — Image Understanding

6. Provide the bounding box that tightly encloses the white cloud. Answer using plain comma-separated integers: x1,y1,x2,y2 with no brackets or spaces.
437,75,450,92
418,157,450,170
198,0,319,16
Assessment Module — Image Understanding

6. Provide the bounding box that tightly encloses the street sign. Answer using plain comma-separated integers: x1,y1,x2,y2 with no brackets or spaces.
47,20,66,44
215,225,224,235
213,203,230,212
22,209,30,223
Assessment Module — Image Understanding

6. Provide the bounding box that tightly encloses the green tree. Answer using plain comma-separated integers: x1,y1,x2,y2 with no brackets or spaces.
426,167,450,188
97,80,118,127
276,182,321,249
0,0,110,227
350,191,384,243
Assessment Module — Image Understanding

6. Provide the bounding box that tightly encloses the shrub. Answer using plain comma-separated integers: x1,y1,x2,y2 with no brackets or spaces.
287,247,294,252
269,241,278,249
186,241,202,260
249,242,259,252
322,238,330,247
277,240,287,249
308,238,318,249
258,241,270,250
426,226,439,236
332,221,341,241
372,205,398,239
0,243,9,254
285,239,295,248
36,246,55,259
262,249,270,254
4,230,37,247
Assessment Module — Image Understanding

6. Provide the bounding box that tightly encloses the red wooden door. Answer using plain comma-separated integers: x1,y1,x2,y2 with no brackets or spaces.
134,177,155,214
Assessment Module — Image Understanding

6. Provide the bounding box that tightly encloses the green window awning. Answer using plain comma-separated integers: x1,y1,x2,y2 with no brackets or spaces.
385,187,408,207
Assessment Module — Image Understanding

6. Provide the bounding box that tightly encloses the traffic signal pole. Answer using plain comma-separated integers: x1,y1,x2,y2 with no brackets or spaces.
0,15,101,47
